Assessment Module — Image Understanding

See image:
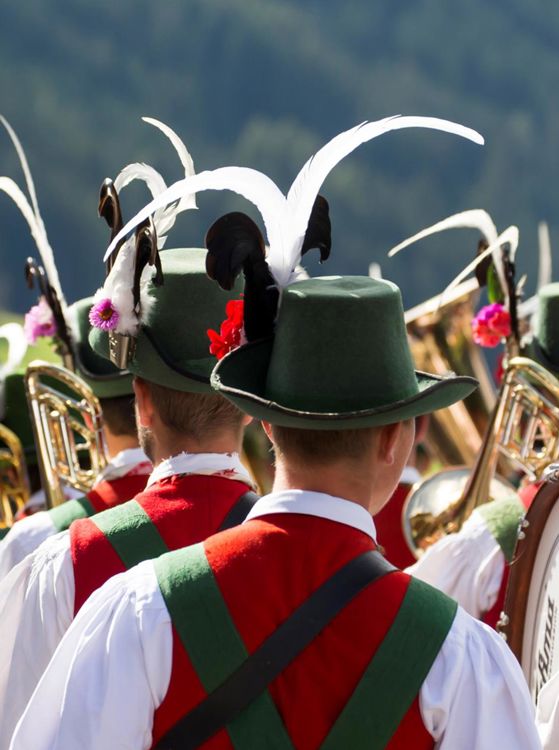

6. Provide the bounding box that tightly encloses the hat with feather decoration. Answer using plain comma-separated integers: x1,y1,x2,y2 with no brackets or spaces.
100,114,484,425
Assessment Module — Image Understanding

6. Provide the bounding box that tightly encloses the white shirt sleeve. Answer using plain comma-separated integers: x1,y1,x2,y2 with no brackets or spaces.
10,560,171,750
405,510,505,618
10,564,540,750
536,670,559,749
0,531,75,749
0,512,57,579
422,607,541,749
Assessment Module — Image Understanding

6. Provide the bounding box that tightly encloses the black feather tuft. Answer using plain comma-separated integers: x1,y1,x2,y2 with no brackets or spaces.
301,194,331,263
205,212,278,341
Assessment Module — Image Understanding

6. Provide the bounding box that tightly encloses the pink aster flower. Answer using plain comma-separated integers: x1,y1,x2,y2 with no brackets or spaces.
89,298,120,332
472,303,511,348
24,297,57,344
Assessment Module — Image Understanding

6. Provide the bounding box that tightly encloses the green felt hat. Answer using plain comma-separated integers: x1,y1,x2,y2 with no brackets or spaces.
211,276,478,429
525,283,559,375
69,297,134,398
89,248,242,393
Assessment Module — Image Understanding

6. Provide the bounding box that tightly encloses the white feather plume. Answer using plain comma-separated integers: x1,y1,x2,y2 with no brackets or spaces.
387,209,498,257
141,116,197,212
104,115,484,289
0,117,67,311
94,238,140,335
440,225,519,305
114,162,167,196
537,221,552,290
386,208,510,301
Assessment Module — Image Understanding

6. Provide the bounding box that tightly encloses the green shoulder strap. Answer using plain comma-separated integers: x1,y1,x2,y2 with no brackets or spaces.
476,496,525,563
321,577,457,750
93,499,169,569
155,544,295,750
0,526,9,540
49,495,96,533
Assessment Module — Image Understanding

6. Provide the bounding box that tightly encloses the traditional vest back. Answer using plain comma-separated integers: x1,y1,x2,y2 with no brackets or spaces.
49,472,150,534
70,474,254,613
152,514,456,749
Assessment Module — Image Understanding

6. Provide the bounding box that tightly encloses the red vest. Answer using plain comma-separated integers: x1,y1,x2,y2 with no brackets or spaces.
70,474,252,613
153,514,434,749
482,482,538,628
86,472,150,513
374,482,415,569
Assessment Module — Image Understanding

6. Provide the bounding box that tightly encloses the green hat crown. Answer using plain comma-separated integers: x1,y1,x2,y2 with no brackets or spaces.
530,283,559,374
90,248,242,393
212,276,478,429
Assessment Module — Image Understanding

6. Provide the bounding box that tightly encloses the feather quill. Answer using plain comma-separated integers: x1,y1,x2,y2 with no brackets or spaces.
0,117,67,311
105,115,484,288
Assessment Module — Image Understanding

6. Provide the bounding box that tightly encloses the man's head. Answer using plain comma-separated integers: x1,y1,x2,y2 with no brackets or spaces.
268,420,415,514
133,377,246,462
89,248,246,463
212,275,477,506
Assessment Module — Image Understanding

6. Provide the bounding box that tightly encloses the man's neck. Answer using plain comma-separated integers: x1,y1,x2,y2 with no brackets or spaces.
272,460,384,515
151,434,243,467
104,433,141,460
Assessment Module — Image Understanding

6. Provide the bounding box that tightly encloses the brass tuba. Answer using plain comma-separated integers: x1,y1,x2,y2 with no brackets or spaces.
24,362,108,508
405,277,496,466
403,356,559,556
0,423,31,528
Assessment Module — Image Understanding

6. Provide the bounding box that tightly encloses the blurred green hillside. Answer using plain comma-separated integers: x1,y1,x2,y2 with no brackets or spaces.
0,0,557,312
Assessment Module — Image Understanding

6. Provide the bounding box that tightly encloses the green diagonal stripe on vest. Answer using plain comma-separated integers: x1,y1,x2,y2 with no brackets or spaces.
93,500,168,569
155,544,294,750
321,578,457,750
476,496,525,563
49,496,96,533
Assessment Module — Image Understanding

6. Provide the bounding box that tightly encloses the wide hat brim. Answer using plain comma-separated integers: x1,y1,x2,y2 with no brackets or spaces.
211,338,478,429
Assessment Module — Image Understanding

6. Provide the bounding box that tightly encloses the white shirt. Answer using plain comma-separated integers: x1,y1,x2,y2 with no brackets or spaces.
405,508,505,619
0,451,251,750
0,448,150,579
10,491,540,750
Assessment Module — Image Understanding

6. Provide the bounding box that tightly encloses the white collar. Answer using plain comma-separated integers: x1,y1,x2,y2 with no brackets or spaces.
399,465,421,486
146,451,253,488
95,447,151,484
244,489,377,543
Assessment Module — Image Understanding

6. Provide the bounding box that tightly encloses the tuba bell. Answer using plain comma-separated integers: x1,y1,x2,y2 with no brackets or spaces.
405,277,496,466
403,356,559,556
0,423,31,528
24,361,108,508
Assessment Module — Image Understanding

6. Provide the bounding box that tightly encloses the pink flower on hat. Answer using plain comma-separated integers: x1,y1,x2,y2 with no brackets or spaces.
23,297,57,343
89,298,120,332
472,303,511,348
207,299,245,360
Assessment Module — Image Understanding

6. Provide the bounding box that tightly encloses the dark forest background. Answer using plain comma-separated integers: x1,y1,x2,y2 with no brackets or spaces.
0,0,557,314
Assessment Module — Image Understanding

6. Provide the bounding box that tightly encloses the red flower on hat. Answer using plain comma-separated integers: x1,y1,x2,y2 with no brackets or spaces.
471,303,511,348
207,299,245,360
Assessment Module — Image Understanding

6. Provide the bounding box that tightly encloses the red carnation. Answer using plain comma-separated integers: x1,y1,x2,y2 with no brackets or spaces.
471,303,511,348
207,299,245,360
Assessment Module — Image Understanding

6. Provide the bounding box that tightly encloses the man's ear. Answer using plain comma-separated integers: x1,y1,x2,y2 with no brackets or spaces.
376,422,402,466
260,420,273,443
133,377,155,428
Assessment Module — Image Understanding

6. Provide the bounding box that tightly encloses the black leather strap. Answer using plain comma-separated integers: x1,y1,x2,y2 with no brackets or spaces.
157,549,396,749
218,491,260,531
